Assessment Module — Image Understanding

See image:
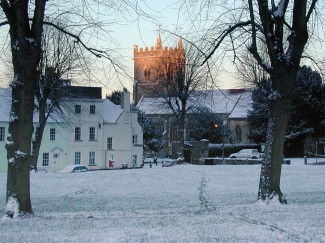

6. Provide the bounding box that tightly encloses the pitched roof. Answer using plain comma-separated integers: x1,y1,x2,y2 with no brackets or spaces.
136,89,252,118
102,99,124,123
0,88,124,124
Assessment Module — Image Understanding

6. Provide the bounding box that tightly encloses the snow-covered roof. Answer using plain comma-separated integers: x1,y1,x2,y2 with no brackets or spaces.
102,99,124,123
136,97,173,115
228,91,252,119
136,89,252,118
0,88,125,124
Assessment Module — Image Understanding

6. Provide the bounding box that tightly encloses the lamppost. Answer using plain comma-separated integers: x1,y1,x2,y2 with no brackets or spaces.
214,121,227,162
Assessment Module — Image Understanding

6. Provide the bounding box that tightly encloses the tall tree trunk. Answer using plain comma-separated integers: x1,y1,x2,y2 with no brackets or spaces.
2,0,46,217
258,69,296,203
6,71,37,217
5,40,41,218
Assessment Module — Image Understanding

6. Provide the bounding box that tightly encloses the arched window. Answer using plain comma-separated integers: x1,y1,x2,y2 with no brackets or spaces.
143,65,150,78
235,125,242,143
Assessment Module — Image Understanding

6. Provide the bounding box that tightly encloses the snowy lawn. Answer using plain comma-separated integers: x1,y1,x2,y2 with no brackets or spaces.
0,158,325,242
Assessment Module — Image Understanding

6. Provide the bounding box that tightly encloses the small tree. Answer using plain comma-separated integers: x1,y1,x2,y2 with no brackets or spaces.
186,107,231,143
32,22,83,171
137,110,165,152
107,91,122,105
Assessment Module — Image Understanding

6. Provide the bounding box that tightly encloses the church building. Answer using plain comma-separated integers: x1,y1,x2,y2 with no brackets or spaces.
133,33,185,104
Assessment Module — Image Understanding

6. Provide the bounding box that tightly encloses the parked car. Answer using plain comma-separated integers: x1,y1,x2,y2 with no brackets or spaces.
121,163,128,169
162,159,175,167
143,157,154,163
58,165,88,173
229,149,263,159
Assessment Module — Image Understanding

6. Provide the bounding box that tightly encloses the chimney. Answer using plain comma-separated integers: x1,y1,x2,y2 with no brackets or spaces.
121,89,130,112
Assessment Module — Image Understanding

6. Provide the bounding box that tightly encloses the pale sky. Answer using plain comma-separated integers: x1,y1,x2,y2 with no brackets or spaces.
98,0,238,96
2,1,287,96
0,1,242,96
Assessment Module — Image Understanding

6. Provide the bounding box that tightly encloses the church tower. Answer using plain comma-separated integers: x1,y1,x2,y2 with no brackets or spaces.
133,33,185,104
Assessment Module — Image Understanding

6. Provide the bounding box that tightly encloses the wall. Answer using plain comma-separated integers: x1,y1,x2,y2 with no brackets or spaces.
228,119,251,144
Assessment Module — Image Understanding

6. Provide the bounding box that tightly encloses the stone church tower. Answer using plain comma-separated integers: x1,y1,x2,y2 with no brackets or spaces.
133,33,185,104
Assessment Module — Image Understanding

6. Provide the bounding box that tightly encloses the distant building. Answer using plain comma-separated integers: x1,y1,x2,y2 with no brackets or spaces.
0,87,143,172
136,89,254,154
133,33,185,104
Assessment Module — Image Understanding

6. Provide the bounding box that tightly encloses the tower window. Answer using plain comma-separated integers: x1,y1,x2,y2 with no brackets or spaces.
144,65,150,78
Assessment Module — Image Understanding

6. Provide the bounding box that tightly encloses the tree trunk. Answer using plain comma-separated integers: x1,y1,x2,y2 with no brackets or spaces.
257,70,296,204
6,74,36,217
31,124,45,171
179,99,187,155
5,39,41,217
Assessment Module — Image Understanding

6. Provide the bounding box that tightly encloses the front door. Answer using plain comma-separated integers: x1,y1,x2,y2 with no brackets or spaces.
53,153,61,172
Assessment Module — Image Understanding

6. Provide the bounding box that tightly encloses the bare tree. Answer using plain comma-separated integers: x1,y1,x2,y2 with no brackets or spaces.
0,0,146,218
155,41,212,150
195,0,321,203
31,21,84,172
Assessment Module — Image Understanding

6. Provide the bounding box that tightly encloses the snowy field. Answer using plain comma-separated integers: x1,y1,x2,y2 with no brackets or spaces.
0,158,325,242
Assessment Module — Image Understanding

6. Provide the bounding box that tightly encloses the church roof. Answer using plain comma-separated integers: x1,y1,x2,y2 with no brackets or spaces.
136,89,252,118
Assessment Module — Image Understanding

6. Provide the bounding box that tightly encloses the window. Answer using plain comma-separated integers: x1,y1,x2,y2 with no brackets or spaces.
75,152,81,164
132,155,137,165
144,64,150,78
90,105,95,114
0,127,5,141
89,151,95,165
107,137,113,150
42,153,49,166
50,128,55,141
75,105,81,114
235,125,242,143
132,135,138,144
75,127,81,141
89,127,96,141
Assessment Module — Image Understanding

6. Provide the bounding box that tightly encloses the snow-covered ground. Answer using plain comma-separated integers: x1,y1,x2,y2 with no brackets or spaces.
0,158,325,242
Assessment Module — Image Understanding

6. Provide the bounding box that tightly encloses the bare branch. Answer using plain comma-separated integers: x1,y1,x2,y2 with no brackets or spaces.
202,20,251,65
246,0,271,72
0,21,9,27
32,0,46,43
306,0,318,22
42,20,131,79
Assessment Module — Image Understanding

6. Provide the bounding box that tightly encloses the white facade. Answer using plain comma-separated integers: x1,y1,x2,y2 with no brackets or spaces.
0,89,143,172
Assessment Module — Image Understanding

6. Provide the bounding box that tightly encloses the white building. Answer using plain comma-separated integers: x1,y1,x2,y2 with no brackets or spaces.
0,88,143,172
